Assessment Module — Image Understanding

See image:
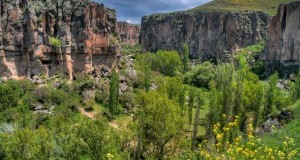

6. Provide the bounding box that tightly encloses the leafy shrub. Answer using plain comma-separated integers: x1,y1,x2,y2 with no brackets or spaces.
151,50,182,76
49,37,62,47
200,117,299,159
183,61,215,88
0,83,21,111
118,91,135,109
95,89,108,105
121,44,141,55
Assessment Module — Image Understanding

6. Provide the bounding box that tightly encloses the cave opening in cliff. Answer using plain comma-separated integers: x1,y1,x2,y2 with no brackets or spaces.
41,60,52,65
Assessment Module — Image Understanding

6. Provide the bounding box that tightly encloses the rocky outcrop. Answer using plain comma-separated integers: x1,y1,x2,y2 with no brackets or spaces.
262,1,300,64
141,11,270,60
0,0,120,80
117,21,140,45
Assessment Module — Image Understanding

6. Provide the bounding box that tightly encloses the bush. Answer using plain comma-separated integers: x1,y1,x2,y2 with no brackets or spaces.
200,118,299,159
49,37,62,47
138,50,183,76
95,89,108,105
0,84,20,111
183,61,215,88
121,44,141,55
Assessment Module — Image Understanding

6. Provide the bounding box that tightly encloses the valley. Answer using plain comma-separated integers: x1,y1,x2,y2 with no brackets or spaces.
0,0,299,160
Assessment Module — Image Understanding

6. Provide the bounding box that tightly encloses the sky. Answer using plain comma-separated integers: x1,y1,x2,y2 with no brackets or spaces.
97,0,211,24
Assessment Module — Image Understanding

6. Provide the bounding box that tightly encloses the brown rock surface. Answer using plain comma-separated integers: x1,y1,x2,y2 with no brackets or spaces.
141,11,270,60
262,1,300,64
0,0,120,80
117,21,140,45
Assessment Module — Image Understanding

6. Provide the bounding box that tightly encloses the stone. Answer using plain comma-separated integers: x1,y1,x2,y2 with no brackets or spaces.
117,21,140,45
141,10,270,61
261,118,280,132
82,88,95,102
262,1,300,64
0,0,120,80
259,1,300,77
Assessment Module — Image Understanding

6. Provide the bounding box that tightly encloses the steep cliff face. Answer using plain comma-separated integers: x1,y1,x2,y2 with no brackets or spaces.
117,21,140,45
0,0,120,80
262,1,300,63
141,11,270,60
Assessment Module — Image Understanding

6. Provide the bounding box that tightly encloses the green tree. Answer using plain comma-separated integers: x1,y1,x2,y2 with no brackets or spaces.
242,72,264,129
181,43,190,72
178,87,186,115
77,120,124,159
188,88,196,130
151,50,182,76
109,69,120,119
206,81,221,140
136,91,185,159
263,72,278,118
183,61,215,88
143,64,151,92
192,93,203,150
0,83,20,111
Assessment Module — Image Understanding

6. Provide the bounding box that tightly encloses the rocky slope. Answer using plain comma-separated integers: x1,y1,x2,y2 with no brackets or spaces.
0,0,120,80
141,11,270,60
117,21,140,45
262,1,300,64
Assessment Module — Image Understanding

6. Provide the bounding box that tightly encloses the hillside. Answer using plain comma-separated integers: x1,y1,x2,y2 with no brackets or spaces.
191,0,298,15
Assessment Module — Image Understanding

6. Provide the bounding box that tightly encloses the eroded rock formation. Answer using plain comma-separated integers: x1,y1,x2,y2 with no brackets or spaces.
141,11,270,60
262,1,300,64
0,0,120,80
117,21,140,45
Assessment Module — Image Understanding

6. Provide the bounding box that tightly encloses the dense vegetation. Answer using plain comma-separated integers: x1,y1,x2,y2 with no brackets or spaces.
0,43,299,159
191,0,299,15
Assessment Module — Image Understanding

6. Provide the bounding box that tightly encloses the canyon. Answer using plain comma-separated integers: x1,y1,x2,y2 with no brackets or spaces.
1,0,300,80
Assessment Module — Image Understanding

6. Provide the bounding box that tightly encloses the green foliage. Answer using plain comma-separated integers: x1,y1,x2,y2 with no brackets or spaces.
263,72,279,117
178,87,186,115
121,44,141,55
0,84,20,111
242,72,264,128
0,118,127,160
188,87,196,128
151,50,182,76
0,80,34,111
143,64,151,92
95,89,109,105
109,69,120,119
206,61,266,138
184,61,215,88
135,91,186,159
49,37,62,47
181,43,190,72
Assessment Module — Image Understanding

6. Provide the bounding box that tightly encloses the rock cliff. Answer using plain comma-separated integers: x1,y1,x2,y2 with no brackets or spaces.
117,21,140,45
262,1,300,64
141,11,270,60
0,0,120,80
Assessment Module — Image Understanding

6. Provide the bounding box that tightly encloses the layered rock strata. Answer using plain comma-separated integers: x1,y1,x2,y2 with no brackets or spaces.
262,1,300,64
141,11,270,60
117,21,140,45
0,0,120,80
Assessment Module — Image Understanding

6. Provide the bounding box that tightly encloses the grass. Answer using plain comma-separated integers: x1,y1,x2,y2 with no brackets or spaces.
260,100,300,149
191,0,299,15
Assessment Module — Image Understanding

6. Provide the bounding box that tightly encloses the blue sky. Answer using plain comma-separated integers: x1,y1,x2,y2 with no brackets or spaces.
97,0,211,24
